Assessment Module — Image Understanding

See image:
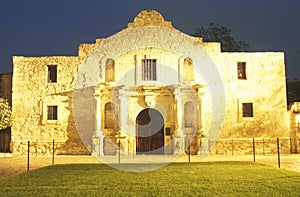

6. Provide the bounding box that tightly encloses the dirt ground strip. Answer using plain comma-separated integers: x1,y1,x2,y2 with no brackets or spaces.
0,154,299,179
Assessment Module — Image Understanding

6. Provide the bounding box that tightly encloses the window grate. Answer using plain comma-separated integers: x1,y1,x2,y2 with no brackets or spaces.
237,62,247,80
47,65,57,83
142,59,156,81
47,106,58,120
242,103,253,117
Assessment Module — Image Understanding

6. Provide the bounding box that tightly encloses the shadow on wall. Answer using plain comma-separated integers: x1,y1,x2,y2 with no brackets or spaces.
55,89,93,155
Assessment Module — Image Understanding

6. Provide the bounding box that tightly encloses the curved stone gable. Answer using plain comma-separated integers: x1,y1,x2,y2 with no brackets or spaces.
127,10,173,28
77,26,217,88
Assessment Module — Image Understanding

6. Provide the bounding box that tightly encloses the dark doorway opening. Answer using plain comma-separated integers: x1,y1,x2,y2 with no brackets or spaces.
0,127,11,152
136,108,164,154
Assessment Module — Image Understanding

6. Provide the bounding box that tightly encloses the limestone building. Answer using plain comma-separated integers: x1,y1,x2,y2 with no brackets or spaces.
9,10,292,155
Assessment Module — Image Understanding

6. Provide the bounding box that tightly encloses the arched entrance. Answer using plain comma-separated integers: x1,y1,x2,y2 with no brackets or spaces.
136,108,164,154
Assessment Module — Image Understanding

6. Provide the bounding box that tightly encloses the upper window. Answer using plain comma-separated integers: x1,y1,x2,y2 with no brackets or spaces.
105,59,115,82
183,58,194,82
142,59,156,81
242,103,253,117
237,62,246,80
47,105,58,120
47,65,57,83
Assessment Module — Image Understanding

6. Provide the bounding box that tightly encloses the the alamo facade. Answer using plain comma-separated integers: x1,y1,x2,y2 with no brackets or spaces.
8,10,295,156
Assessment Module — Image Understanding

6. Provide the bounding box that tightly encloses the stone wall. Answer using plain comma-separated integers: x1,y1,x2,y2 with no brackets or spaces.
217,52,289,138
11,56,90,155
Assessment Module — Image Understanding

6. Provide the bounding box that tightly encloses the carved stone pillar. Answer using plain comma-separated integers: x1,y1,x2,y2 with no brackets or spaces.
92,92,104,156
117,89,129,155
175,89,183,137
174,88,184,154
197,87,206,155
197,89,206,136
199,98,204,133
178,57,184,84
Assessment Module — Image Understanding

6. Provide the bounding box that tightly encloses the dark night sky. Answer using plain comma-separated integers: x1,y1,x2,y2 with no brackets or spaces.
0,0,299,79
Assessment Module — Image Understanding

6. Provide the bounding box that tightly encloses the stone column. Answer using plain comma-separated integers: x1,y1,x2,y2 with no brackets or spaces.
198,98,204,133
117,89,129,155
174,88,184,154
196,87,206,136
196,97,203,155
175,89,183,137
197,88,206,155
92,93,104,156
178,57,184,84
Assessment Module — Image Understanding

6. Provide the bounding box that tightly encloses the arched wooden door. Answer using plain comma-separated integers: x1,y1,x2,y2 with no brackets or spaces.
136,108,164,154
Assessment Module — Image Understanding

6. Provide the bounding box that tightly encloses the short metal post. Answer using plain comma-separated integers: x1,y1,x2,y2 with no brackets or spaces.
252,138,256,162
52,140,55,165
118,140,121,164
133,139,135,158
290,138,292,154
27,141,30,172
277,138,281,168
188,139,191,163
199,137,202,157
128,139,130,156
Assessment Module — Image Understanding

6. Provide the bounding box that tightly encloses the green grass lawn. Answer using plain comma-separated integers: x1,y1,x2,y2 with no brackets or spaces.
0,162,299,196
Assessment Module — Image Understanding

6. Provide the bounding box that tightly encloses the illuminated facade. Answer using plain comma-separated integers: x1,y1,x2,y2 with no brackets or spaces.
9,10,292,155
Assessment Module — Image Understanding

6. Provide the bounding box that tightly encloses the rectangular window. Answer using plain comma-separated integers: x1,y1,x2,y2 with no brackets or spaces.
142,59,156,81
242,103,253,117
47,65,57,83
237,62,246,80
166,128,171,136
47,106,58,120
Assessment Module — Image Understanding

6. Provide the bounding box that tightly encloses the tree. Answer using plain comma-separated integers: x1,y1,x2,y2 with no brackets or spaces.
194,22,249,52
0,97,12,130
